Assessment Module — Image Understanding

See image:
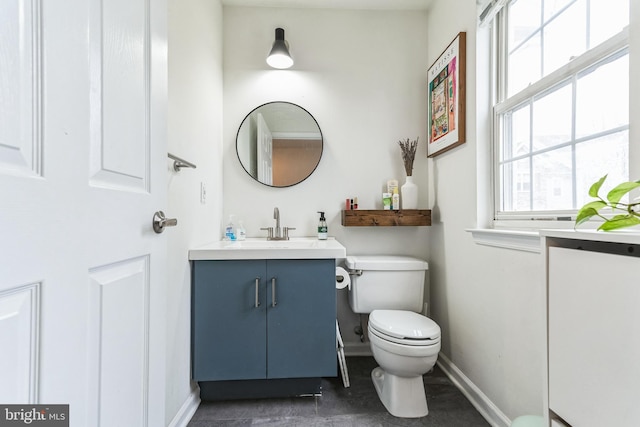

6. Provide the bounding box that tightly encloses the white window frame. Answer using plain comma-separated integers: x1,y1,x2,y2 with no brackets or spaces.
490,1,630,229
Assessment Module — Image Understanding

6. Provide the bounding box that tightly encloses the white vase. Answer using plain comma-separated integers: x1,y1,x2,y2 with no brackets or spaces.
401,176,418,209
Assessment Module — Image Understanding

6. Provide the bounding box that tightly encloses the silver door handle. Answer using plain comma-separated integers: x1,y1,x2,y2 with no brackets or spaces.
271,277,277,307
255,277,261,308
152,211,177,233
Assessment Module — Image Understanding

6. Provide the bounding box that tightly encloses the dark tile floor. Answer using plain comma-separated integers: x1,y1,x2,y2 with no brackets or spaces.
188,357,490,426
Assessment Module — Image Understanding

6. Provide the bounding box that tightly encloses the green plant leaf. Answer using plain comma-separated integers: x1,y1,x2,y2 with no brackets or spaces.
575,201,607,226
606,180,640,206
598,215,640,231
588,175,608,198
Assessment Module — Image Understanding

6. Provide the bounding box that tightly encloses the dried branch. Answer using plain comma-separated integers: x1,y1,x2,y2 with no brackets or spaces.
398,137,419,176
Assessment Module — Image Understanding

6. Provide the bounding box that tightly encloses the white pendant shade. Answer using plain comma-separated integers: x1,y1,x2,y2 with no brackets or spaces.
267,28,293,69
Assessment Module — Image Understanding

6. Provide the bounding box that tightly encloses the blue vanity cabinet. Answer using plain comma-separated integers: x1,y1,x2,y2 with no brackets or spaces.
192,259,336,384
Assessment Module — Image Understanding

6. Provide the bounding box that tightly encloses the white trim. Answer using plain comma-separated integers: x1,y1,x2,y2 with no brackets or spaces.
495,29,629,113
478,0,508,28
467,228,541,253
167,385,201,427
437,353,512,427
270,131,321,140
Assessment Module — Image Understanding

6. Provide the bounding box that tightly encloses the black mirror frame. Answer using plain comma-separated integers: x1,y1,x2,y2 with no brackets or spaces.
235,101,323,188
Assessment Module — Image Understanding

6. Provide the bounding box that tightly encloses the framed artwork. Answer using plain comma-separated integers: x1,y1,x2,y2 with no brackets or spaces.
427,32,466,157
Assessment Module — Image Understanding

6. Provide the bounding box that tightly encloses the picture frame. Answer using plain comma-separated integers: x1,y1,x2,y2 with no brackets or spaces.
427,32,466,157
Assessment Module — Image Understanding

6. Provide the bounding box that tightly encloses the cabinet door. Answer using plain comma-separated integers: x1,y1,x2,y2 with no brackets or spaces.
266,259,336,379
192,260,267,380
548,247,640,426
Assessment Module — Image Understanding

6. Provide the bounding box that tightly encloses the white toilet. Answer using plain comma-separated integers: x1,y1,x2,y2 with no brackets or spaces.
345,255,441,418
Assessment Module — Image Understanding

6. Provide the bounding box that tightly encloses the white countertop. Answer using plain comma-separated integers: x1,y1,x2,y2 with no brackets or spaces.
540,228,640,245
189,237,347,260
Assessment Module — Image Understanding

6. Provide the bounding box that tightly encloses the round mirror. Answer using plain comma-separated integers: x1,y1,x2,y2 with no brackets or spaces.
236,102,323,187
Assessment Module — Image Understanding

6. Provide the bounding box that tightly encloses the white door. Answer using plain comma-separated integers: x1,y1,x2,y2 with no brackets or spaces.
0,1,167,426
256,113,273,185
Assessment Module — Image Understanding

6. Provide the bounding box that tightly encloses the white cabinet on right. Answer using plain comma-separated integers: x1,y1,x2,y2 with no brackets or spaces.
542,230,640,427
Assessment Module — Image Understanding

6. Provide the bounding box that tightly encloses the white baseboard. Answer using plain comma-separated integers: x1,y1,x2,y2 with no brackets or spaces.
437,353,511,427
167,384,200,427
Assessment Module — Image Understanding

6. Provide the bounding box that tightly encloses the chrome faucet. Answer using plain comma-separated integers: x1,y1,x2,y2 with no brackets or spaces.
261,207,295,240
274,207,281,239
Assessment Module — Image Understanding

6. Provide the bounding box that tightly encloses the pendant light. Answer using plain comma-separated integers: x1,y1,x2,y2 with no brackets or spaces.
266,28,293,69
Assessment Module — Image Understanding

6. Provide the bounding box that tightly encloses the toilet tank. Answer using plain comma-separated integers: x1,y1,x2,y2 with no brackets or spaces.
345,255,428,314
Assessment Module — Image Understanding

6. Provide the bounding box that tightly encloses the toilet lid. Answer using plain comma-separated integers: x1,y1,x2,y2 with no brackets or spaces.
369,310,440,341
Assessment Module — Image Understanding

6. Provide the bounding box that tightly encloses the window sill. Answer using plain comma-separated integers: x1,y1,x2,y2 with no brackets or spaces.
466,228,541,253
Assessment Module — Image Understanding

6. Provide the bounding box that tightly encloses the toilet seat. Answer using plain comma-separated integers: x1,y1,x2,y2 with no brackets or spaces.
369,310,440,346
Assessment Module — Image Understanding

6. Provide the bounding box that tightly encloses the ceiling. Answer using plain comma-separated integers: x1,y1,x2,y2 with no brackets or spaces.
221,0,434,10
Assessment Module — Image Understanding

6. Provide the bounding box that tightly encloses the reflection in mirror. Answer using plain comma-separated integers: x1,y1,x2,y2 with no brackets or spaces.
236,102,323,187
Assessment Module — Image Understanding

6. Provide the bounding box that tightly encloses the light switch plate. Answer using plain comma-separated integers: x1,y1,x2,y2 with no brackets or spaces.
200,182,206,204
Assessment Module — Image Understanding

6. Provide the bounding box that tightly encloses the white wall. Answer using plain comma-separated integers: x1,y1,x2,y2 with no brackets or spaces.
425,0,546,421
223,7,431,349
631,1,640,166
166,0,224,423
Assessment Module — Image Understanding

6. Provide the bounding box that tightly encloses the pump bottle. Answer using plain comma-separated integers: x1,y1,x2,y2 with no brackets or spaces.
225,215,236,241
317,211,328,240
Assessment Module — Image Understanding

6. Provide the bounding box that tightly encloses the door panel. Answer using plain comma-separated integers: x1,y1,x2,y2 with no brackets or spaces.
102,0,147,176
88,257,150,427
0,283,39,403
90,0,148,190
267,259,336,379
192,261,267,381
0,0,41,178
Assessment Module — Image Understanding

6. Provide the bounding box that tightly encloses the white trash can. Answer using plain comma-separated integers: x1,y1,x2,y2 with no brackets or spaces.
511,415,544,427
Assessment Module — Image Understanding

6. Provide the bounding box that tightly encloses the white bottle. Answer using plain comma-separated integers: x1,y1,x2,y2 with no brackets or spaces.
387,179,398,194
236,221,246,241
392,189,400,210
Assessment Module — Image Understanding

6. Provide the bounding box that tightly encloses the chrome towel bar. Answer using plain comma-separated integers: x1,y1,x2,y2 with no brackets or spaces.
168,153,197,172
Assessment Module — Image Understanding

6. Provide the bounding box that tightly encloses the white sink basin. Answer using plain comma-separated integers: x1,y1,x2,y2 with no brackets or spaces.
189,237,346,260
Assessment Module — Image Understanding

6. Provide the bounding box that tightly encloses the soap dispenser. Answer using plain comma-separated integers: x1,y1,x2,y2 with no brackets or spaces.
236,220,246,241
225,215,236,241
317,211,328,240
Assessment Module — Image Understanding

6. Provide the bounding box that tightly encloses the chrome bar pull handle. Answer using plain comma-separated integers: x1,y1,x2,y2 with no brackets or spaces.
254,277,261,308
271,277,277,307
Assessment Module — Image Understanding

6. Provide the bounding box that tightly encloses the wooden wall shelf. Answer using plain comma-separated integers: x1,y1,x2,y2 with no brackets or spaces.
341,209,431,227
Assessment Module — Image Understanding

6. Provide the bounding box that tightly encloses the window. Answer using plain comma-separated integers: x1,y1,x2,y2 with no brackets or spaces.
493,0,630,222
